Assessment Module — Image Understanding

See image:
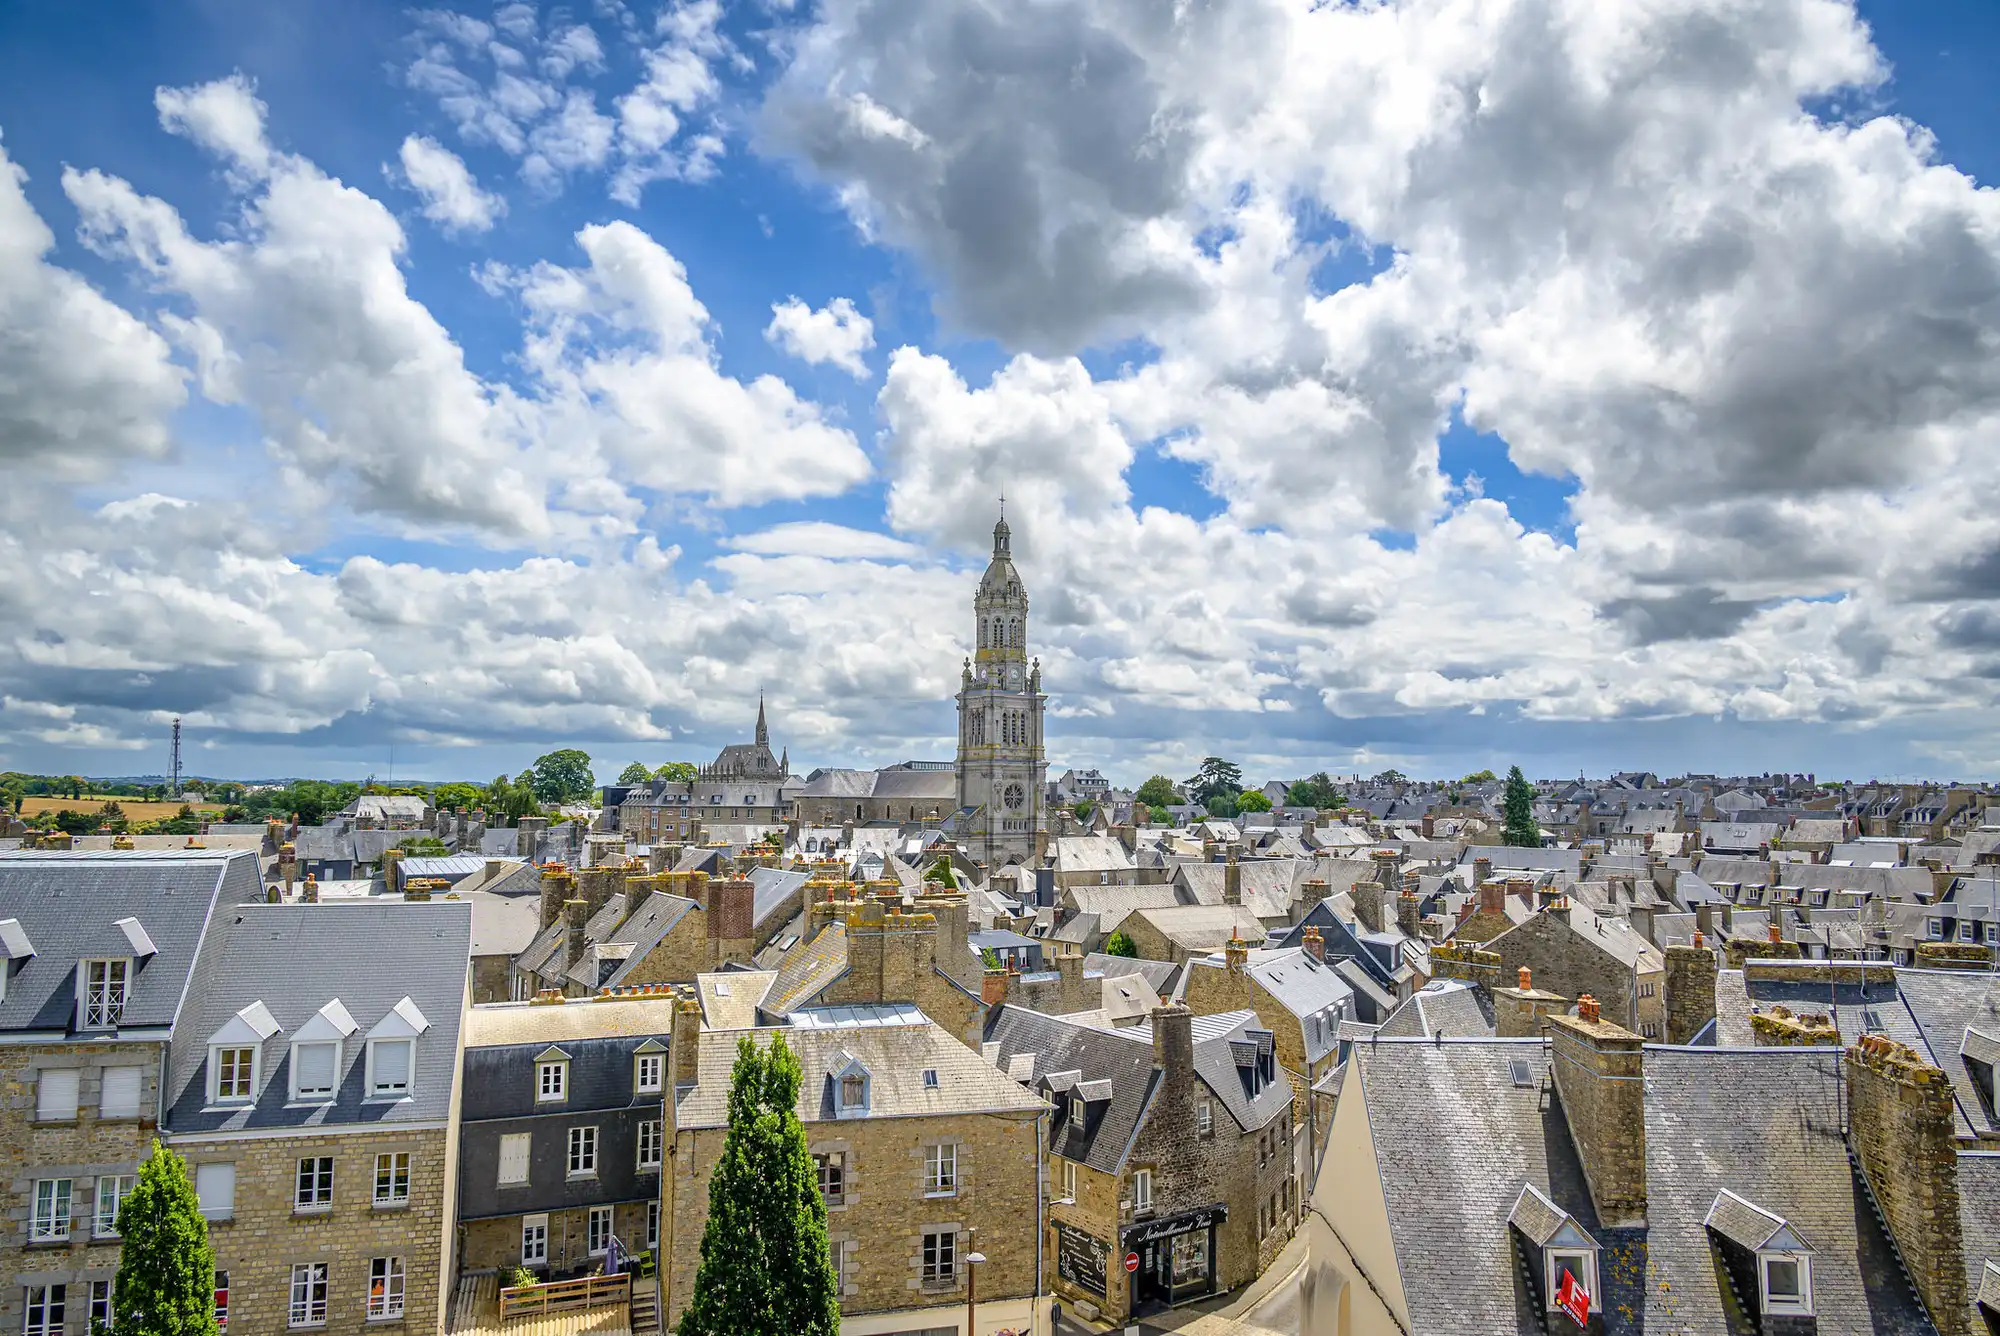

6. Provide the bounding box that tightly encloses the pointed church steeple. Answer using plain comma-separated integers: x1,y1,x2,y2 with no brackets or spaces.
755,693,769,748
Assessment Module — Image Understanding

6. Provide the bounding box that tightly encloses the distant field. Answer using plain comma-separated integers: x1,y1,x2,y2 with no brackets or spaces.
21,797,228,821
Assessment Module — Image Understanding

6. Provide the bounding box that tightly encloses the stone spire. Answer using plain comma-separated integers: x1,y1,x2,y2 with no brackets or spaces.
755,693,769,747
992,514,1011,558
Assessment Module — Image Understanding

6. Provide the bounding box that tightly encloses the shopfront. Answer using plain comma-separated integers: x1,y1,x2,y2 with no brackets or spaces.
1123,1203,1226,1313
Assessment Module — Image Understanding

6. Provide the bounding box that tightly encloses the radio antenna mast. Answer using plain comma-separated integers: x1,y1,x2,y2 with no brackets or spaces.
170,717,182,799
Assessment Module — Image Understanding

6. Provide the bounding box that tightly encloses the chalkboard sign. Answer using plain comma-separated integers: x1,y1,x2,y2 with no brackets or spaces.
1055,1221,1109,1297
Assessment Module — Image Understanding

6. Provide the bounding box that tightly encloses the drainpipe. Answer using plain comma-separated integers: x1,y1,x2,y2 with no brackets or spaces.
1035,1104,1047,1335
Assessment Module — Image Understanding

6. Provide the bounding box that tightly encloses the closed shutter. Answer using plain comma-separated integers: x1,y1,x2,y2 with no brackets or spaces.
296,1044,337,1095
195,1163,236,1219
100,1067,142,1118
37,1069,79,1121
498,1134,530,1186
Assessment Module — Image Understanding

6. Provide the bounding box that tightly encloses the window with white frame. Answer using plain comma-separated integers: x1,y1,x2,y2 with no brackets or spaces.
212,1046,257,1104
373,1153,409,1207
1133,1168,1153,1213
1760,1252,1813,1316
100,1065,143,1118
292,1042,340,1102
366,1257,405,1321
196,1163,236,1221
89,1279,112,1332
1061,1158,1077,1203
647,1200,660,1250
921,1228,956,1285
1963,920,1980,942
36,1068,79,1122
537,1059,567,1103
214,1270,229,1331
1197,1099,1213,1137
521,1215,548,1266
31,1178,71,1242
296,1157,333,1212
368,1039,413,1099
95,1173,135,1237
81,958,129,1029
637,1120,663,1170
924,1143,957,1196
289,1262,329,1328
816,1152,845,1205
588,1205,613,1257
634,1051,663,1094
568,1125,597,1177
1546,1248,1598,1315
24,1284,64,1336
498,1133,531,1186
1929,918,1946,939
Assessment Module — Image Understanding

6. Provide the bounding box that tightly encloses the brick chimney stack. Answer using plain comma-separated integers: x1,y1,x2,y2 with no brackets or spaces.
1848,1036,1969,1333
1545,997,1647,1226
982,968,1010,1008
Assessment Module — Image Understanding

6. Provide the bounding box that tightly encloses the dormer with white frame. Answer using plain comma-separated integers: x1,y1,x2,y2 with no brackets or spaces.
207,1001,282,1106
1507,1182,1600,1317
0,918,34,1003
829,1051,870,1118
364,996,430,1102
289,999,357,1104
1704,1188,1816,1319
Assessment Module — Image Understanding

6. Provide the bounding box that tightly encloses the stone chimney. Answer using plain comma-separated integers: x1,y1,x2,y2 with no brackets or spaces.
1355,852,1396,934
579,865,623,919
1420,812,1435,839
539,866,574,930
1472,856,1492,888
623,873,656,926
1152,1004,1195,1094
1223,855,1242,907
565,898,590,969
1301,926,1325,965
1750,1004,1838,1046
280,842,297,898
381,846,405,896
1396,889,1423,940
301,875,319,904
1694,903,1715,942
1299,879,1330,917
404,877,443,903
1545,997,1647,1226
516,815,549,858
672,996,702,1090
1847,1036,1969,1334
1662,944,1718,1044
1492,967,1569,1039
1225,936,1250,972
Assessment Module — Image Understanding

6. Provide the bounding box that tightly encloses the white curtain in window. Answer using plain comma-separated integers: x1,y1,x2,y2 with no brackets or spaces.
37,1069,79,1121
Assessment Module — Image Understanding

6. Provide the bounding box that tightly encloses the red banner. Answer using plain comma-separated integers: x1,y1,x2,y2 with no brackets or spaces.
1556,1268,1589,1327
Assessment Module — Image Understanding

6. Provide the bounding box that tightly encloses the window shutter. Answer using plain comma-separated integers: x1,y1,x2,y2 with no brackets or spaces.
297,1043,337,1094
37,1069,80,1121
100,1067,142,1118
374,1040,411,1092
498,1134,530,1186
195,1163,236,1218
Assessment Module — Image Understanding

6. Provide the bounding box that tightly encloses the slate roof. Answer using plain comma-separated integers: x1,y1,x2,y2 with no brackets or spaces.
1959,1153,2000,1332
1376,979,1496,1040
674,1018,1042,1130
598,894,700,988
164,900,471,1132
1354,1039,1935,1334
1184,947,1351,1064
763,921,850,1016
1115,1008,1291,1135
982,1004,1158,1175
0,850,262,1035
465,888,543,959
1895,969,2000,1140
1127,904,1268,953
1082,953,1181,995
749,866,808,927
1056,836,1135,874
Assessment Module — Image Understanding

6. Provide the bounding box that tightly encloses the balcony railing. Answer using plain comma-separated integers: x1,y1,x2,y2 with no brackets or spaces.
497,1272,630,1320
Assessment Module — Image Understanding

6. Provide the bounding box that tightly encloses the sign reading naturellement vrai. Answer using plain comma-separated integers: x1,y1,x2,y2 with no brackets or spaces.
1055,1220,1109,1297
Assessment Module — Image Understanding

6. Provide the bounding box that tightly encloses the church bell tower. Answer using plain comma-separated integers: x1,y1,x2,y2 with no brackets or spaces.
955,515,1048,868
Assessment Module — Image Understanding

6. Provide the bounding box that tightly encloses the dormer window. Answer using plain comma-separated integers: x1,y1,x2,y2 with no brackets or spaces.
289,1000,356,1104
831,1052,870,1118
1705,1189,1816,1318
1508,1184,1600,1317
635,1041,665,1095
364,997,430,1102
81,959,129,1030
537,1047,571,1103
206,1002,282,1106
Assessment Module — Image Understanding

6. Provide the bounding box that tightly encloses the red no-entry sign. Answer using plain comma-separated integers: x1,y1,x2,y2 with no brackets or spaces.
1124,1252,1140,1273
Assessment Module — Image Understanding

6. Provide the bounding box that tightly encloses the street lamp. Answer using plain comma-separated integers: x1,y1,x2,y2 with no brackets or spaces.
965,1249,987,1336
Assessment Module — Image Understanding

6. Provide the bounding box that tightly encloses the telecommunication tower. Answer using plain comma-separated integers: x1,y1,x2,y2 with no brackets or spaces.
170,717,182,799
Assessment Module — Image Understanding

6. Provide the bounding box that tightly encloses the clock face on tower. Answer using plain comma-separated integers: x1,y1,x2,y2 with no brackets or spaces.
1003,783,1025,811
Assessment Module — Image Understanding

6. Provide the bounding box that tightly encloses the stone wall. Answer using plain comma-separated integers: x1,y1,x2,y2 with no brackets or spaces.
1846,1036,1968,1336
183,1124,453,1335
1721,936,1803,970
664,1109,1040,1332
459,1200,656,1275
1662,945,1717,1045
1488,914,1640,1033
0,1042,164,1334
1916,942,1995,972
1545,1006,1646,1227
1427,943,1500,990
1749,1005,1839,1046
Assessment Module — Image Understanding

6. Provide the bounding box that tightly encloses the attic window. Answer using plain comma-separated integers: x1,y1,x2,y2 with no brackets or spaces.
923,1069,939,1089
714,981,731,998
81,959,130,1030
1509,1058,1535,1088
1705,1189,1816,1318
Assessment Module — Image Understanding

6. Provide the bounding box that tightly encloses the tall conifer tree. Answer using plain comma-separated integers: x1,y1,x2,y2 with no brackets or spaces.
677,1034,840,1336
1502,765,1542,848
112,1140,218,1335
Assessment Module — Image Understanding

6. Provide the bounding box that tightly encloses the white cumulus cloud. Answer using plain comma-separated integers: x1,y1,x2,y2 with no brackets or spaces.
764,296,875,378
394,134,506,233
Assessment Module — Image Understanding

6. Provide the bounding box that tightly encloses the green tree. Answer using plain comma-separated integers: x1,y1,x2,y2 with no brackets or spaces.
1184,757,1244,807
1203,793,1238,819
100,801,130,834
1104,930,1138,958
1134,775,1180,810
677,1034,840,1336
1502,765,1542,848
1286,772,1343,809
112,1140,219,1335
1072,800,1095,823
1234,789,1273,813
53,808,99,836
430,781,484,812
655,761,698,783
1371,768,1408,786
530,750,595,805
1460,769,1497,785
616,762,654,786
924,859,959,889
484,773,541,822
394,834,451,856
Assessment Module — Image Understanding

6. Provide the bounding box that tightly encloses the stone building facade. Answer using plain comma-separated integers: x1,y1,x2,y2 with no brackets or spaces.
664,1004,1045,1335
1486,905,1666,1038
955,516,1049,869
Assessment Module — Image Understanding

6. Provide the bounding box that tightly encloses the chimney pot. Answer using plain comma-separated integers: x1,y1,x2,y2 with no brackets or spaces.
1578,994,1600,1023
1518,966,1532,991
1301,927,1325,964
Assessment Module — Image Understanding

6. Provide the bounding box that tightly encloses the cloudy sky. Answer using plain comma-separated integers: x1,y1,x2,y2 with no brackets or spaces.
2,0,1999,788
